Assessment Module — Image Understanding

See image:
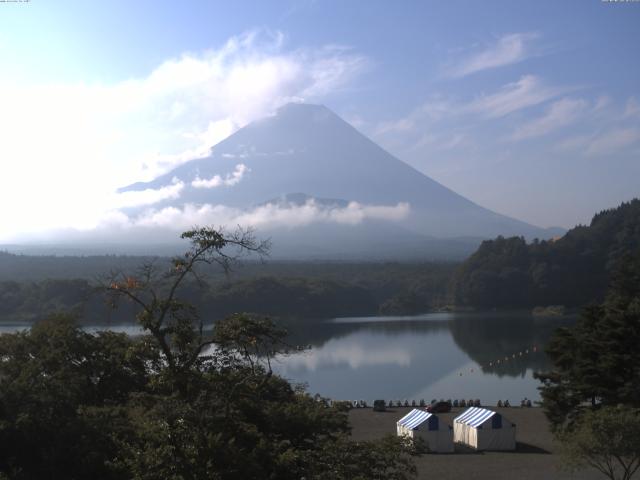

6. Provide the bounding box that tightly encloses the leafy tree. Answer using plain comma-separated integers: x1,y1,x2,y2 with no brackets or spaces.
0,227,418,480
104,226,269,395
560,407,640,480
0,314,157,479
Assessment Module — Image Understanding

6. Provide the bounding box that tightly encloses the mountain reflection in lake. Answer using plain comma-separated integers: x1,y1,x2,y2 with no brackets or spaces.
274,313,574,405
0,312,574,405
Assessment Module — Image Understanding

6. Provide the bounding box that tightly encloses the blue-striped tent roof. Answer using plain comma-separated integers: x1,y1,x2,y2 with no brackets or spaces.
397,409,433,430
454,407,497,428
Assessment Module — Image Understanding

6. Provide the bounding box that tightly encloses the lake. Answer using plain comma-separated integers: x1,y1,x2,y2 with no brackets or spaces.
274,312,575,405
0,312,574,405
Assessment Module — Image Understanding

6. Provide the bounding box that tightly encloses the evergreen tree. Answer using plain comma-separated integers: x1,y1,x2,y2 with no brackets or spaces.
536,251,640,431
451,199,640,309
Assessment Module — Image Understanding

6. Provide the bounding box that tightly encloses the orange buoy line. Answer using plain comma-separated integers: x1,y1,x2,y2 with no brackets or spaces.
457,345,540,376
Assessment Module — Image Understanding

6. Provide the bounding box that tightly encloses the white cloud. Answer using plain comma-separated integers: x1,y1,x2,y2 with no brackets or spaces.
624,96,640,119
413,132,467,151
104,199,410,232
466,75,566,119
594,95,612,112
586,128,640,156
511,97,587,140
375,117,415,136
374,97,454,137
0,30,368,241
191,176,222,189
299,45,369,97
191,163,250,188
557,128,640,157
368,76,572,176
552,98,640,156
112,178,185,208
447,33,538,78
374,75,567,142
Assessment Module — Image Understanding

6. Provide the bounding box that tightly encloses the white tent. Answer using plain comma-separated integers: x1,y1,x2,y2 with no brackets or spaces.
453,407,516,451
396,409,454,453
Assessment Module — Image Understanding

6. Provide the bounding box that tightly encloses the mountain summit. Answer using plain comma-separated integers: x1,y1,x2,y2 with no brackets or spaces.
120,103,558,258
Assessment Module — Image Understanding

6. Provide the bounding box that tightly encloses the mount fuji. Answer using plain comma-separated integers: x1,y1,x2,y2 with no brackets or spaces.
118,103,561,259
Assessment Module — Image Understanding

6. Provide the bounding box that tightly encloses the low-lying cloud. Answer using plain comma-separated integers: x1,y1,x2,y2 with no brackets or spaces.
113,178,185,208
191,164,250,188
101,199,411,232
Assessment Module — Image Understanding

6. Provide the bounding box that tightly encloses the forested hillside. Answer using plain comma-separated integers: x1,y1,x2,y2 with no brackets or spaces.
451,199,640,309
0,262,455,324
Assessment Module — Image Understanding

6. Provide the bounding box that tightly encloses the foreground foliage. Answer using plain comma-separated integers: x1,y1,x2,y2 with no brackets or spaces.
560,407,640,480
0,227,417,480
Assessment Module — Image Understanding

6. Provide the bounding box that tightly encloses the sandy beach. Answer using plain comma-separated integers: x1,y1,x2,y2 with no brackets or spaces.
349,406,603,480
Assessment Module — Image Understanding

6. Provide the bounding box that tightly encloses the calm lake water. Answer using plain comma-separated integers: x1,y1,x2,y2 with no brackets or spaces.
0,312,574,405
273,312,575,405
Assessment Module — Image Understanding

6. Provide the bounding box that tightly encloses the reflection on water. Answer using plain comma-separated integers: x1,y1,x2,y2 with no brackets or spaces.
0,324,209,336
332,312,456,323
281,333,413,370
83,325,146,335
0,312,574,405
274,312,574,404
0,324,31,334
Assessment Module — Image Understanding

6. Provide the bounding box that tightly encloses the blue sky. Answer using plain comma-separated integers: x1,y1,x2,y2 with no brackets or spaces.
0,0,639,239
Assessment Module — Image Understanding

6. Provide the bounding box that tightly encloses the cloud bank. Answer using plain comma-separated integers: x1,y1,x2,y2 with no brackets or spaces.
113,178,185,208
0,30,367,241
98,199,411,233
